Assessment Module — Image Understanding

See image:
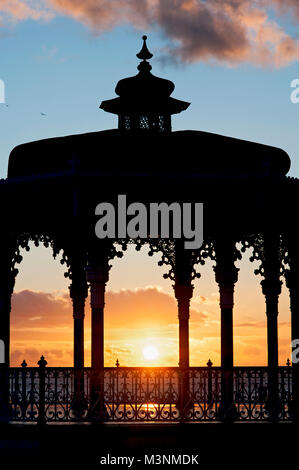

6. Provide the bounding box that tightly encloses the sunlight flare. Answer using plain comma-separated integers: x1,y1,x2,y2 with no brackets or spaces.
143,345,159,361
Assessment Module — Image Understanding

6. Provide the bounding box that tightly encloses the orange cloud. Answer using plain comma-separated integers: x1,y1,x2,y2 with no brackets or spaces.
105,287,206,328
10,287,291,367
10,287,207,366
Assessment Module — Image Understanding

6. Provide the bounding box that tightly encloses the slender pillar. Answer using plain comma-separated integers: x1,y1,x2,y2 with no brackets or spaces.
86,265,109,371
261,234,282,369
174,284,193,369
66,251,88,415
69,279,88,369
86,258,109,420
0,236,17,423
173,241,194,417
214,239,238,419
285,233,299,416
0,280,13,423
0,284,12,369
173,241,193,369
260,233,282,418
214,242,238,370
261,279,281,369
175,283,193,418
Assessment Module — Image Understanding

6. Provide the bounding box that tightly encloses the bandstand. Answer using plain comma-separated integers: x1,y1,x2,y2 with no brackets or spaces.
0,37,298,423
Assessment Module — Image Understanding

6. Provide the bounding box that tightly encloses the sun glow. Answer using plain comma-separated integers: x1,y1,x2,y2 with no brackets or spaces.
143,345,159,361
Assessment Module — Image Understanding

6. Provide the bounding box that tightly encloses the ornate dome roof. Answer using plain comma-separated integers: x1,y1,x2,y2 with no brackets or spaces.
100,36,190,116
115,36,175,99
7,129,291,178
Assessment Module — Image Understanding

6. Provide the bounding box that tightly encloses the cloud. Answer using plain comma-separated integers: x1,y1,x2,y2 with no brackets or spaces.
272,0,299,20
10,287,206,366
0,0,52,22
1,1,299,66
47,0,299,67
105,286,206,328
11,289,72,328
9,287,291,367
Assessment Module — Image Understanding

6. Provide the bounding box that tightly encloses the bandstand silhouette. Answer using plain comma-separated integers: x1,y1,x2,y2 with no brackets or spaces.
0,36,298,423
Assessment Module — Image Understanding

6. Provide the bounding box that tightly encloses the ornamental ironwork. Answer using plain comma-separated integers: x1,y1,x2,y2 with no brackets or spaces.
8,361,293,423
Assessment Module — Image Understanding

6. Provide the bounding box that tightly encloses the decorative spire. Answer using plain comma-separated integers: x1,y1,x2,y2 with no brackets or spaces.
137,35,153,73
136,35,153,61
100,35,190,130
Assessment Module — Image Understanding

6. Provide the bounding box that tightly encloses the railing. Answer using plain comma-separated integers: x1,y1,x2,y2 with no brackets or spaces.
2,359,295,423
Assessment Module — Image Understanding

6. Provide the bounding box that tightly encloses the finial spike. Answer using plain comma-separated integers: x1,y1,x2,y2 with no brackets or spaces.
137,35,153,61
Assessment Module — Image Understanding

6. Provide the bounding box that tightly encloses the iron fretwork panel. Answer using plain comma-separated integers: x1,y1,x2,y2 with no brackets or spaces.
233,367,292,421
118,113,171,133
105,368,180,421
8,366,293,423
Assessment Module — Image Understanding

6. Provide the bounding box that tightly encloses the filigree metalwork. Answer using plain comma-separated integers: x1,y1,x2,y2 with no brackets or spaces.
131,239,216,282
8,365,293,422
238,234,287,278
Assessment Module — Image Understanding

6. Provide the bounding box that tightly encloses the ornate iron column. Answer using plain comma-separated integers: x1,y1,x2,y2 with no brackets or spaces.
261,233,282,370
174,283,193,369
0,233,19,423
144,238,213,418
69,267,88,370
214,238,239,418
174,241,194,370
173,241,194,418
241,233,282,418
87,263,109,371
0,275,13,370
284,233,299,416
260,233,282,418
86,248,109,421
214,239,238,370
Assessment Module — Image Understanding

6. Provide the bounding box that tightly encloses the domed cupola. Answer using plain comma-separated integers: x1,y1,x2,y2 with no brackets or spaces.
100,36,190,133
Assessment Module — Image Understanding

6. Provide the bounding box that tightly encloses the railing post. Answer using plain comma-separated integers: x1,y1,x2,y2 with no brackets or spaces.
207,359,213,405
37,356,47,426
21,360,27,420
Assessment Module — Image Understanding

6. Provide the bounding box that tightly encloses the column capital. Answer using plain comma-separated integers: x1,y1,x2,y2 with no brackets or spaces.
86,265,109,309
86,265,109,285
69,282,88,300
285,269,299,290
260,278,282,297
174,284,193,320
214,265,239,309
174,284,194,302
213,265,239,286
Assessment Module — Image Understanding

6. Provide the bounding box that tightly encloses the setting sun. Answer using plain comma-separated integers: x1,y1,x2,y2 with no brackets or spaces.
143,345,159,361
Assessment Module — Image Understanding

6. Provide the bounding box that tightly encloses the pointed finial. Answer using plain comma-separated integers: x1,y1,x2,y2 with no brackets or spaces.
137,35,153,61
38,355,47,368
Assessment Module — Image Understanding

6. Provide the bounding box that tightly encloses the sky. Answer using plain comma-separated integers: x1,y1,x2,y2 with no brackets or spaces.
1,0,299,367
